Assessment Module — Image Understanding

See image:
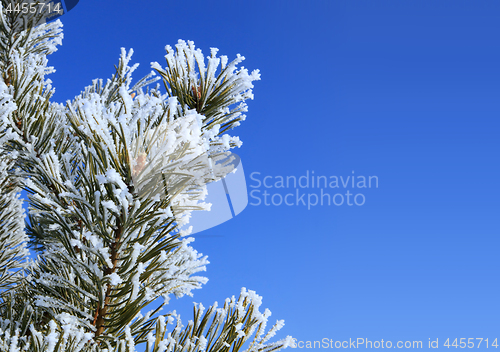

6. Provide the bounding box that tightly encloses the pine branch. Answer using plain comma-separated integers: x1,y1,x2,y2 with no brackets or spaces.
140,288,293,352
0,153,28,290
0,2,291,349
25,49,214,346
151,40,260,145
0,1,65,336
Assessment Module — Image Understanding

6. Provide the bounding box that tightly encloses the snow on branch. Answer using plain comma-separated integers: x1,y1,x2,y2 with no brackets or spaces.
0,10,291,350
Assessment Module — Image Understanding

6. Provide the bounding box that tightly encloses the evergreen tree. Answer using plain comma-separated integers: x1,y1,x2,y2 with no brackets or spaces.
0,1,293,351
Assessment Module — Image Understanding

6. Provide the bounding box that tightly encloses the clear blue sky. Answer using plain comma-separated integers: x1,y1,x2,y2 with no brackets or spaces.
40,0,500,350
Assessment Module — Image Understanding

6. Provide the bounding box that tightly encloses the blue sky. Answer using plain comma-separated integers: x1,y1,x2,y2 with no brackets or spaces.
40,0,500,350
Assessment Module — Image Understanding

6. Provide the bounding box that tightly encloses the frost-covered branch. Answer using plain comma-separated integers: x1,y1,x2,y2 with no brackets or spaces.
0,3,291,350
0,154,27,290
